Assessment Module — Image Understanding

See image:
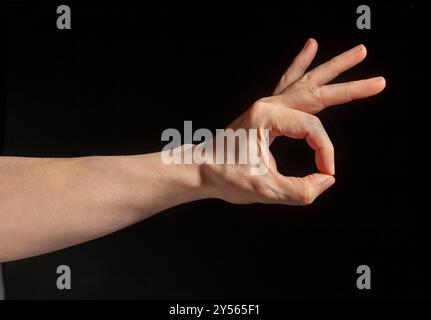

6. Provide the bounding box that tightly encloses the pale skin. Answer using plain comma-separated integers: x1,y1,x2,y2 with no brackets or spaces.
0,39,385,262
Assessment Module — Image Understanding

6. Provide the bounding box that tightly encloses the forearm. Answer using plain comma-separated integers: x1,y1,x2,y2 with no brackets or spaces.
0,150,202,262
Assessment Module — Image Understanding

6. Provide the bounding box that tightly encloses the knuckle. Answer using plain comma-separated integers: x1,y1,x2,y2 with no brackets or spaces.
329,57,338,65
346,82,355,101
303,86,325,110
307,86,321,99
248,100,266,122
280,72,291,85
254,98,271,109
328,57,341,76
248,98,273,123
298,73,311,84
306,114,322,130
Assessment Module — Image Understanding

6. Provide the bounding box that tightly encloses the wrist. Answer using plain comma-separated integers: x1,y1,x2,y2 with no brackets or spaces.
175,144,207,202
157,144,216,202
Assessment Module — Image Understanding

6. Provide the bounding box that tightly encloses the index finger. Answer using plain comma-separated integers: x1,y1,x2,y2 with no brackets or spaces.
261,104,335,175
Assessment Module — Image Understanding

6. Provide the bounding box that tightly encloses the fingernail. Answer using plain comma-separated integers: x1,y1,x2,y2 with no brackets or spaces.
303,38,312,50
370,76,386,90
318,175,335,188
351,44,365,54
376,76,386,85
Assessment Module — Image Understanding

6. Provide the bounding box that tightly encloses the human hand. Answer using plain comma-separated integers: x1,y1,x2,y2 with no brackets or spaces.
199,39,385,205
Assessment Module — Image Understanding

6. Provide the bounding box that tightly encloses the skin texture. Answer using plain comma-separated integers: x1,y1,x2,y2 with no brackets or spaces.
0,39,385,262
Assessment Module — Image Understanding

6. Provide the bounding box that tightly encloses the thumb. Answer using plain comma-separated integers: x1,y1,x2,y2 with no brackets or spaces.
279,173,335,205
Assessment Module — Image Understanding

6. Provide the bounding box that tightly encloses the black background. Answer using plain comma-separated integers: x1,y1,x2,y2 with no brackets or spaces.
0,1,428,299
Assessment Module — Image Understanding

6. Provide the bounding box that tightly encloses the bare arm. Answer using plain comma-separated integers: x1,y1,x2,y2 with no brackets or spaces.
0,40,385,262
0,153,202,262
